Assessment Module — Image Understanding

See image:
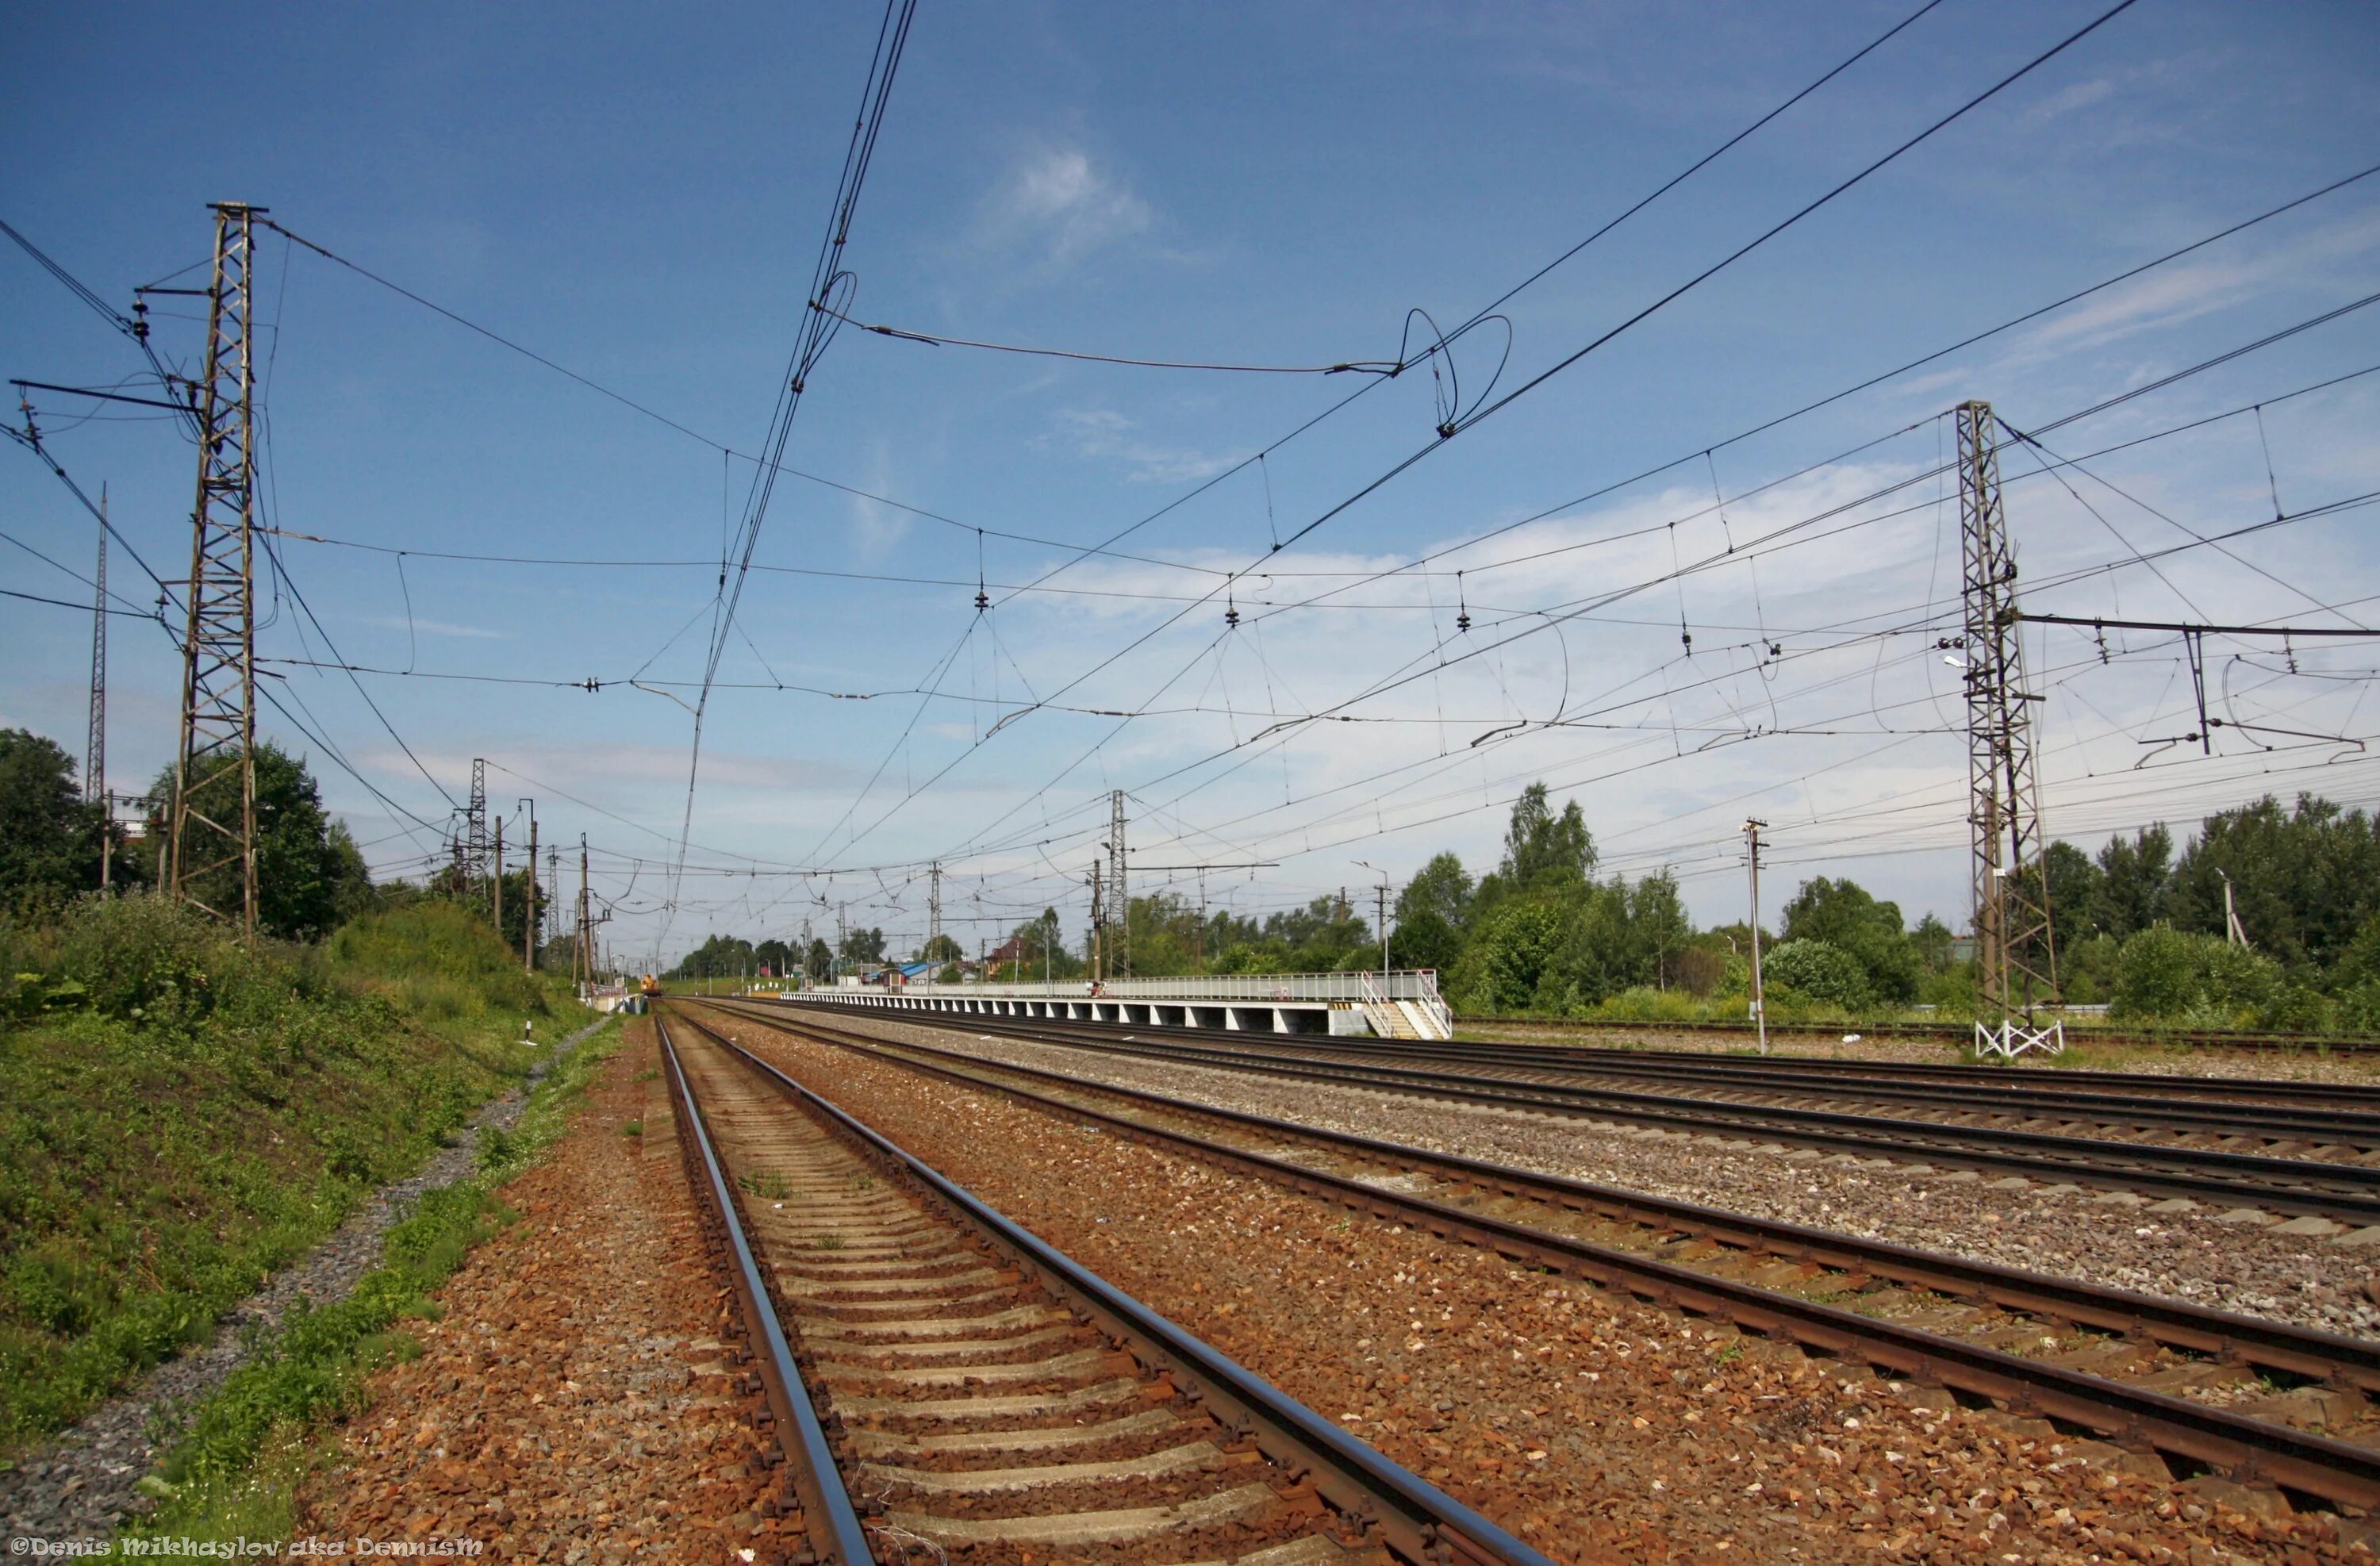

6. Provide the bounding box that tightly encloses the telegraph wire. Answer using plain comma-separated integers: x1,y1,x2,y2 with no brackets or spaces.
1245,164,2380,621
811,303,1405,376
670,0,920,944
875,0,2155,862
1273,0,2147,558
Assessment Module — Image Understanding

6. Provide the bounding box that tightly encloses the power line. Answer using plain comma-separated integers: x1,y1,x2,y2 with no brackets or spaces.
670,0,920,935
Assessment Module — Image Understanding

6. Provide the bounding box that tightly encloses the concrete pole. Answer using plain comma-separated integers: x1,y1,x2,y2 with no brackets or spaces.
1745,819,1768,1057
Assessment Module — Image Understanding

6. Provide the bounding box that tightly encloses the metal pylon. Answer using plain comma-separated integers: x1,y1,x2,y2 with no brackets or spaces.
1956,401,2060,1054
167,202,263,935
466,758,489,900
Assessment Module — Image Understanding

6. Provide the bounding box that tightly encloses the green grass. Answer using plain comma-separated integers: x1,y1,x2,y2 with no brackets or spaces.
125,1014,624,1542
0,896,585,1461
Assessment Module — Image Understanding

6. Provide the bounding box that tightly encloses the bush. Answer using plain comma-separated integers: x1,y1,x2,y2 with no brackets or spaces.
0,898,577,1457
2108,926,2278,1024
1591,986,1711,1023
1761,939,1871,1009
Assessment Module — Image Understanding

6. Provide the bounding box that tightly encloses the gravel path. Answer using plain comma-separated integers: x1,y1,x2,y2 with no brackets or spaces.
0,1018,609,1547
819,1014,2380,1342
301,1019,783,1563
713,1012,2377,1564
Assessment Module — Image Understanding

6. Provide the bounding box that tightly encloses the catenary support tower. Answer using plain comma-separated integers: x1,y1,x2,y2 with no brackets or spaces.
167,202,263,934
1957,400,2060,1055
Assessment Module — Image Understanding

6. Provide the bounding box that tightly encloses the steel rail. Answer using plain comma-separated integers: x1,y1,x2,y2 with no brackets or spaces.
657,1015,876,1566
701,999,2380,1391
1160,1033,2380,1143
689,1000,2380,1513
777,1001,2380,1224
669,1007,1553,1566
1437,1035,2380,1111
1464,1013,2380,1057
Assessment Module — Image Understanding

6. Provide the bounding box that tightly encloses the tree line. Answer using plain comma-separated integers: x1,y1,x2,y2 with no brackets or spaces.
666,782,2380,1031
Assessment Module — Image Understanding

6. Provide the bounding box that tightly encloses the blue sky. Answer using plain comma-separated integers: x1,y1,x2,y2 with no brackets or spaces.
6,0,2378,966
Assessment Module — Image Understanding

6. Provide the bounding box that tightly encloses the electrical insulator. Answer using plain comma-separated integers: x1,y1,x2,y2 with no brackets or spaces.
1225,605,1239,628
974,588,989,612
1456,610,1471,633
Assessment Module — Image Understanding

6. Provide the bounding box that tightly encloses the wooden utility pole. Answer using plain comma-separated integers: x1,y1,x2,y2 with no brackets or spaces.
576,835,591,988
492,816,504,935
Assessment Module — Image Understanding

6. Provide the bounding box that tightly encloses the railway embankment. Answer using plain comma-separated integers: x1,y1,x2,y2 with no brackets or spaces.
0,898,593,1537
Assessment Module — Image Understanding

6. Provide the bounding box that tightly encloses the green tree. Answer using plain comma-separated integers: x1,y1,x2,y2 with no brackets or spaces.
804,938,833,983
1482,784,1595,903
1389,905,1462,972
838,927,886,965
2165,796,2380,972
140,743,370,939
753,938,794,977
1910,913,1956,973
0,729,102,910
1458,898,1568,1011
918,932,962,963
670,934,755,980
2089,825,2172,939
1779,877,1918,1003
1397,854,1474,932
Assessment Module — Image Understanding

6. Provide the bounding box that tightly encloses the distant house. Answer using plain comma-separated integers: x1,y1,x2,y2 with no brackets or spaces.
986,935,1030,965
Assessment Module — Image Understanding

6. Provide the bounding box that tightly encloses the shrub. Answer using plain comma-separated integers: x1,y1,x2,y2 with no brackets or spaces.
1760,939,1871,1009
2108,926,2278,1023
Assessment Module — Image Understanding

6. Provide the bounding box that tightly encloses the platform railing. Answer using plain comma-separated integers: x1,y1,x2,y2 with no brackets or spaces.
801,968,1450,1005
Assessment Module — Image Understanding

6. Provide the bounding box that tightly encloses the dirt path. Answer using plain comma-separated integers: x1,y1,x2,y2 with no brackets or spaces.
298,1019,785,1563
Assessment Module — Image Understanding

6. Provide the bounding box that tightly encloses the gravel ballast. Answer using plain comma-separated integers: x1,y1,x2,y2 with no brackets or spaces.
808,1013,2380,1341
300,1019,785,1562
708,1009,2379,1564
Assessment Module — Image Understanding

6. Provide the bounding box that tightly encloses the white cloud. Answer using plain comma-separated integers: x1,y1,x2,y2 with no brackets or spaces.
980,146,1152,266
361,614,508,639
848,437,909,559
2021,77,2113,128
1042,407,1242,484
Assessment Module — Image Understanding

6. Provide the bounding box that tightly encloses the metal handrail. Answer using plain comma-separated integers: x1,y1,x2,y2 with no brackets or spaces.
807,968,1449,1004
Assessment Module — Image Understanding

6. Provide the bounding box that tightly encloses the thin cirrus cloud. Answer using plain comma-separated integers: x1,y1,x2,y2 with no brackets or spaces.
1042,407,1243,484
977,145,1153,266
361,614,509,639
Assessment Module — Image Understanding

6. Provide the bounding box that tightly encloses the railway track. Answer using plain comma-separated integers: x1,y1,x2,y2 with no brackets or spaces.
1418,1036,2380,1112
1465,1013,2380,1057
690,999,2380,1522
770,1000,2380,1226
1173,1032,2380,1157
656,1011,1552,1566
